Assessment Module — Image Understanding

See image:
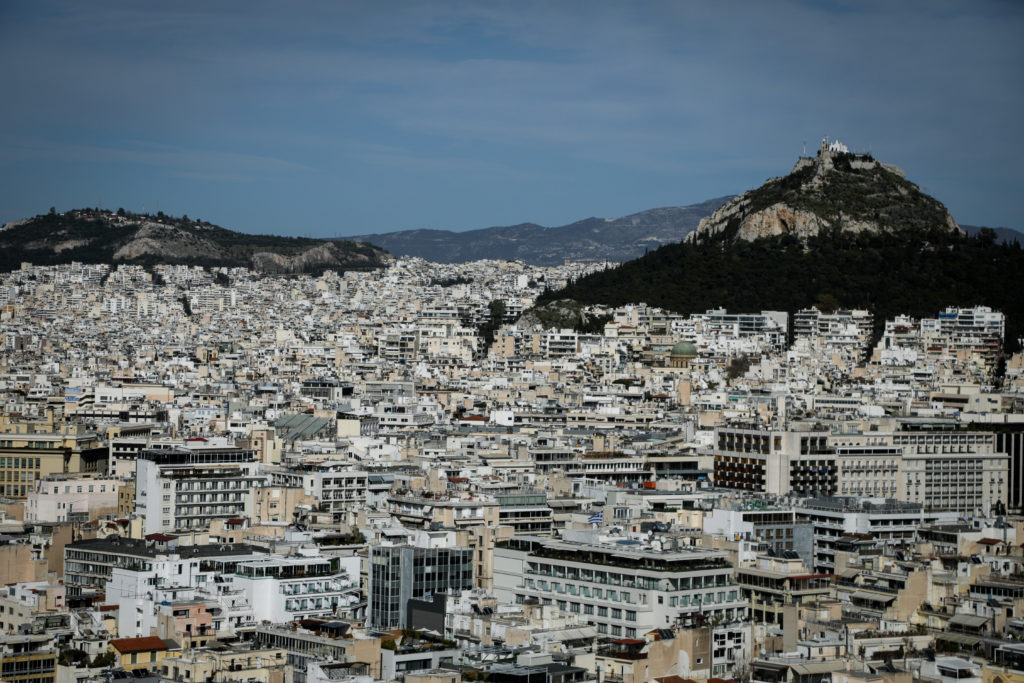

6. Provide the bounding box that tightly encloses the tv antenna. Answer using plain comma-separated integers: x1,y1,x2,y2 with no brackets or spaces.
802,140,807,156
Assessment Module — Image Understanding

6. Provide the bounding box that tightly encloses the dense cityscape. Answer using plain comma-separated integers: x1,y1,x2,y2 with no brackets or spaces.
2,3,1022,683
0,254,1021,683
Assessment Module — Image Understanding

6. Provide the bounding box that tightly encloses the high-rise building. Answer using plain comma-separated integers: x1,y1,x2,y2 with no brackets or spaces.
135,445,265,534
368,545,474,629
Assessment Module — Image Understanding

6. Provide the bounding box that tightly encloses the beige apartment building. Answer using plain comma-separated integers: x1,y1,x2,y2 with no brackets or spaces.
0,415,106,499
712,425,1008,513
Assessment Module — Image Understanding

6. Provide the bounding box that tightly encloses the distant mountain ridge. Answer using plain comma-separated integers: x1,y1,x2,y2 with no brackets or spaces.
961,225,1024,244
0,209,390,273
352,197,733,265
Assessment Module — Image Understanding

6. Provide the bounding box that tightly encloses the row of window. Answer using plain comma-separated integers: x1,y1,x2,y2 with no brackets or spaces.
3,471,37,483
50,484,109,494
0,457,41,468
528,563,731,590
524,579,739,607
0,443,53,451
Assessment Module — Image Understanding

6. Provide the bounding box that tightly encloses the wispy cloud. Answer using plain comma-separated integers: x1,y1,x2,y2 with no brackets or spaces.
0,0,1021,232
0,136,312,176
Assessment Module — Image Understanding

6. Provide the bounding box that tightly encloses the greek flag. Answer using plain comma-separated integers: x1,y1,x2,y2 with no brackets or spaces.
588,510,603,524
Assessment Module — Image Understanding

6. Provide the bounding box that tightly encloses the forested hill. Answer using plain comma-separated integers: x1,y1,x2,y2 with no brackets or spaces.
538,228,1024,351
0,208,390,274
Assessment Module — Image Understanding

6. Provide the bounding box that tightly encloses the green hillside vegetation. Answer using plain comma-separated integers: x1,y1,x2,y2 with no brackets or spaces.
0,208,387,273
539,227,1024,351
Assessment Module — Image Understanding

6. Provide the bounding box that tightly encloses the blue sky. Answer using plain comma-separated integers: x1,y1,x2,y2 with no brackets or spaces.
1,1,1021,237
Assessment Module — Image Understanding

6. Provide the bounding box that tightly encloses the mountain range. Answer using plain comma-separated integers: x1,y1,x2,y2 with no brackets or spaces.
3,177,1020,274
961,225,1024,244
351,197,732,265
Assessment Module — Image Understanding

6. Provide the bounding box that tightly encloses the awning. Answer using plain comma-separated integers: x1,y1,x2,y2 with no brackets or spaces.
537,627,597,642
937,632,982,647
949,613,989,629
851,591,896,604
790,662,848,675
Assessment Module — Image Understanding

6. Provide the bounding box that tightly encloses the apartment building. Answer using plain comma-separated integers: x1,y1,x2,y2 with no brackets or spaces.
0,416,107,499
267,464,370,520
494,531,746,637
387,492,500,530
736,551,832,627
63,537,258,599
795,497,949,573
230,554,362,623
794,307,873,353
711,427,837,497
703,503,808,556
135,446,265,534
368,544,475,629
495,490,554,536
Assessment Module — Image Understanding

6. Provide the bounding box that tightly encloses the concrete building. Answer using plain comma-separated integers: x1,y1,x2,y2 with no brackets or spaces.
368,544,475,629
494,531,746,637
135,446,265,534
711,427,837,497
26,473,119,523
795,497,949,573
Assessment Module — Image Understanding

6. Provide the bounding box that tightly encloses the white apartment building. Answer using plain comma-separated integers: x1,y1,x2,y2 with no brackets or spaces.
830,427,1008,512
26,473,120,522
135,446,266,534
712,426,1009,513
229,554,362,623
494,530,747,638
795,497,955,573
104,545,264,637
267,465,375,519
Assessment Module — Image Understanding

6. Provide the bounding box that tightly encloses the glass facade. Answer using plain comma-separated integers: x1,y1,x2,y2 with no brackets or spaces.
369,546,474,629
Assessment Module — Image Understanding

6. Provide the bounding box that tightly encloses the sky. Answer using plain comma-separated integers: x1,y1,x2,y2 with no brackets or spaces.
0,1,1021,237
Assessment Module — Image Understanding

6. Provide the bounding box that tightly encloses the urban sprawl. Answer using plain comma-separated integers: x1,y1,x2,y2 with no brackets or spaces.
0,259,1022,683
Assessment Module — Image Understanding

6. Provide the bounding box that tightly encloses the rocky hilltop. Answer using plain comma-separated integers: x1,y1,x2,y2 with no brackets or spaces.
539,142,1024,349
0,209,390,273
352,197,732,265
687,139,961,244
